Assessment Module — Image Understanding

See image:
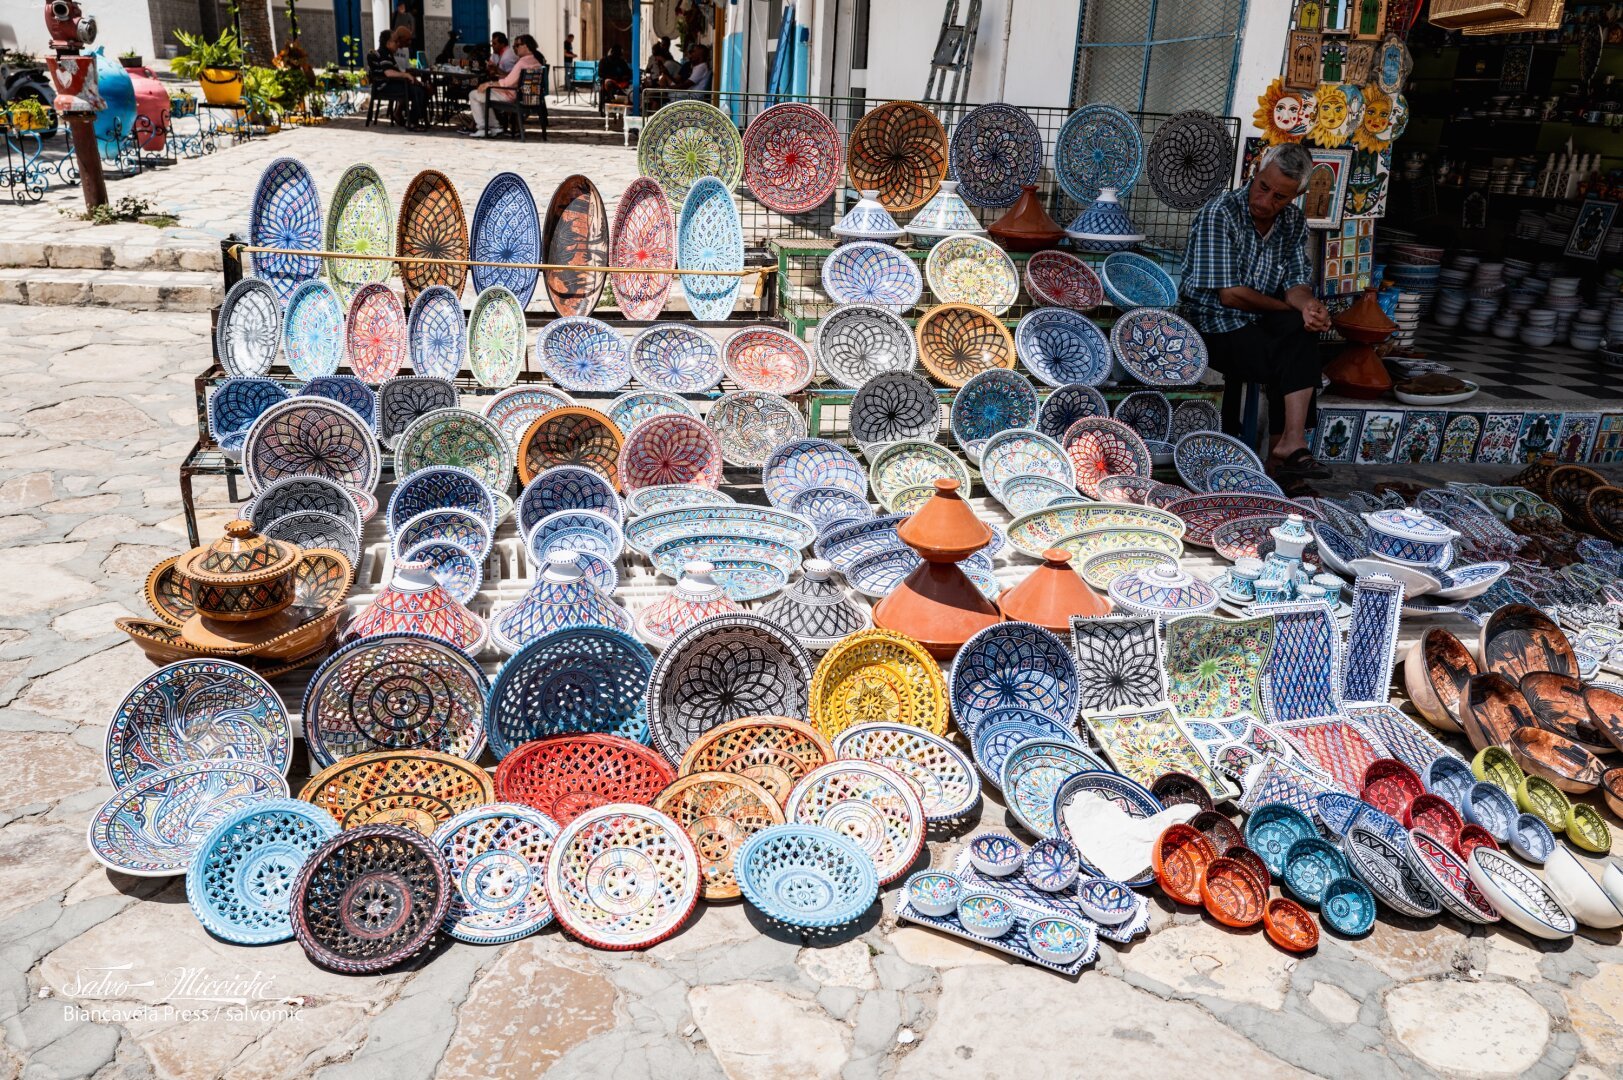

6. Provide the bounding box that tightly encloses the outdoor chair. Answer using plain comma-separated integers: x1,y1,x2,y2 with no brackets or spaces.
365,76,410,127
487,67,549,141
566,60,598,104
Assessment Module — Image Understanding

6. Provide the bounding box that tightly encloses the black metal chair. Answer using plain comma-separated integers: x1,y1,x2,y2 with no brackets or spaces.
365,75,410,127
486,67,549,141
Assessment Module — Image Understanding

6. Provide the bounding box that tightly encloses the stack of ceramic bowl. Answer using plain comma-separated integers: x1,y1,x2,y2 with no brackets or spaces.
1545,277,1582,336
1432,286,1467,328
1521,308,1557,349
1388,290,1423,348
1472,261,1504,299
1571,308,1606,352
1490,309,1520,341
1463,296,1499,334
1384,265,1442,315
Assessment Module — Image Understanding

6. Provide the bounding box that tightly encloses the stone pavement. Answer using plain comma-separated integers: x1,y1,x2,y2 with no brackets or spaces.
1,124,1622,1080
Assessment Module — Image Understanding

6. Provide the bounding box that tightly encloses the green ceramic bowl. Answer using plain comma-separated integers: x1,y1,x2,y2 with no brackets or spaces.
1516,775,1572,832
1566,802,1613,854
1472,745,1523,797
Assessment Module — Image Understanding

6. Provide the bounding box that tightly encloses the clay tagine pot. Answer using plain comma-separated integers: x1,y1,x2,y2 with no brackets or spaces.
176,519,301,622
999,548,1108,632
1324,289,1396,399
988,184,1066,252
874,479,1002,659
1403,626,1477,733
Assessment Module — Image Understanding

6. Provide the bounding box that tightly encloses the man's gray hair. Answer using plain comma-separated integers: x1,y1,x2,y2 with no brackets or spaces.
1258,143,1313,193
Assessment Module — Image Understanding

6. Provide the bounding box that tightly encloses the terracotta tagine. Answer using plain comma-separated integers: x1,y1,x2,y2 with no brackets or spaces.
998,548,1108,631
988,184,1066,251
874,479,1002,659
1323,289,1396,399
176,519,300,621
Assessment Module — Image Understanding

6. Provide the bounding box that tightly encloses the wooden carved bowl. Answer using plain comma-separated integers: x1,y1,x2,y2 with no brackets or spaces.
1200,856,1266,928
1521,672,1611,753
1189,809,1243,853
1460,673,1538,754
1548,465,1607,521
1263,897,1319,953
1478,604,1577,683
1505,727,1603,794
1404,627,1477,734
1601,767,1623,820
1585,486,1623,544
1152,823,1216,906
1583,685,1623,755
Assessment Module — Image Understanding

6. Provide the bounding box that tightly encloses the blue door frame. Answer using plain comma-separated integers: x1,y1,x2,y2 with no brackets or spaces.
334,0,363,68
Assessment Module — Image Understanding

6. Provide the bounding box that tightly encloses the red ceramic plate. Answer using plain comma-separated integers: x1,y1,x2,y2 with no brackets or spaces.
1164,493,1320,548
1453,823,1499,861
1153,823,1217,906
1263,897,1319,953
1200,856,1266,928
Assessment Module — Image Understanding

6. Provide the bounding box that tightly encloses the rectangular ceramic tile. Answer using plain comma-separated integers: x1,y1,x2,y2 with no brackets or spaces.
1341,574,1404,703
1354,410,1403,464
1515,411,1564,462
1394,410,1445,463
1592,414,1623,463
1313,409,1363,463
1438,412,1483,463
1162,613,1275,721
1275,716,1386,795
1257,601,1343,723
1081,702,1240,802
1068,615,1166,714
1475,413,1524,464
1557,412,1601,463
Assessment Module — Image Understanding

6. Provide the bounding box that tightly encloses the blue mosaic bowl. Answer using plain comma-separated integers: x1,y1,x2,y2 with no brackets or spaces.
1510,812,1556,864
186,798,339,945
968,832,1024,877
1320,875,1378,936
735,824,880,928
1013,307,1113,388
518,466,624,538
1465,780,1517,843
1028,914,1089,963
957,890,1017,938
969,710,1082,786
388,465,499,538
301,375,377,430
1283,836,1350,907
1075,876,1137,925
208,377,290,444
906,870,962,917
1099,252,1177,310
1245,802,1317,877
1023,837,1081,892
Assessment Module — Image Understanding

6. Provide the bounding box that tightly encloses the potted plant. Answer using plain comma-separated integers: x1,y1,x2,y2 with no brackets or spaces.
241,66,282,129
119,48,143,69
172,29,246,106
2,97,50,132
169,90,197,119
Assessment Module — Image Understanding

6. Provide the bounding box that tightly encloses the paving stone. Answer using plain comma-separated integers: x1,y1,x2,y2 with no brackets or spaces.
121,1000,370,1080
0,732,105,816
51,601,135,642
0,473,53,510
15,644,158,724
101,542,177,582
796,940,877,990
1307,981,1362,1025
1485,932,1543,982
27,395,157,440
1566,964,1623,1066
0,546,96,615
1116,921,1294,1010
887,926,1004,969
1337,915,1471,980
438,938,619,1079
689,982,849,1080
0,821,98,919
1386,980,1550,1076
895,967,1310,1078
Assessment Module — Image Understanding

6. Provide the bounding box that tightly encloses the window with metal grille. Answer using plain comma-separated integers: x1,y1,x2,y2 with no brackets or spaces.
1069,0,1249,114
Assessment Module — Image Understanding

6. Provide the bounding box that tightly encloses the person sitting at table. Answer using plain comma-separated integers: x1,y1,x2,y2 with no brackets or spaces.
434,28,460,67
368,30,429,128
466,33,541,138
598,45,632,113
663,43,711,97
393,25,419,70
1179,141,1332,481
489,31,515,75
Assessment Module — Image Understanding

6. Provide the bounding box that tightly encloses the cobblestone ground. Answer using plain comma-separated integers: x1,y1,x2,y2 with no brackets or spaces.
1,120,1622,1080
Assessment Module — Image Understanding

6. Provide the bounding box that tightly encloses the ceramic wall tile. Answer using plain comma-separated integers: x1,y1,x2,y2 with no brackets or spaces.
1354,410,1403,464
1313,409,1363,464
1081,702,1239,801
1557,413,1600,464
1258,601,1342,724
1394,410,1444,464
1341,575,1404,704
1475,413,1523,464
1068,616,1167,714
1592,414,1623,463
1438,412,1482,463
1514,412,1562,463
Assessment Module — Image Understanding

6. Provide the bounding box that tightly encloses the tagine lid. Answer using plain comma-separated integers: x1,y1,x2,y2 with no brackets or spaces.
896,479,993,561
1332,288,1397,337
988,184,1066,247
1363,507,1458,543
180,519,300,588
998,548,1108,629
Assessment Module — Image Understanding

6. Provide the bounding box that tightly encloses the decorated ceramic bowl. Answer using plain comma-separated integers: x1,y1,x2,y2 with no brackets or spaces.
956,890,1016,938
1362,508,1459,569
177,520,301,622
1023,837,1081,892
968,832,1023,877
905,870,962,917
1027,915,1088,963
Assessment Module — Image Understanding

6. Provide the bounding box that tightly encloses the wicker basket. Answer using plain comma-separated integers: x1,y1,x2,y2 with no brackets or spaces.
1459,0,1563,32
1428,0,1531,27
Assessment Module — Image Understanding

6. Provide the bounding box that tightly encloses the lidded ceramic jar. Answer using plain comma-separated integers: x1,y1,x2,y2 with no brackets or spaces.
874,479,1003,658
1362,508,1458,569
177,519,301,621
832,189,905,243
1269,514,1313,562
634,560,742,650
756,558,872,651
494,549,633,652
1064,188,1146,252
989,184,1066,251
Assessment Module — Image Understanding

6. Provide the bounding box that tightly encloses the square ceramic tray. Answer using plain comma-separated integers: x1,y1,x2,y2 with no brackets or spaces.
952,853,1151,943
896,889,1100,975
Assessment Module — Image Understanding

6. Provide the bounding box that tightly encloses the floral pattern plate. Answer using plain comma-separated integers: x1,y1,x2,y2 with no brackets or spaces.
465,285,526,388
742,102,843,214
815,303,918,388
345,282,407,384
217,277,282,378
249,156,322,306
678,177,745,322
407,285,467,381
1055,104,1143,202
470,171,541,308
1175,431,1265,492
1110,308,1210,387
88,759,290,876
538,316,630,392
281,279,345,381
821,242,924,313
948,103,1044,208
610,177,676,320
1015,308,1113,388
638,100,744,204
925,235,1019,315
628,323,723,393
706,392,808,468
1024,250,1104,311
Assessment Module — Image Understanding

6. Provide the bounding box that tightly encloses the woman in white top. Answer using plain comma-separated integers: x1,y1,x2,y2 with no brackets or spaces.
467,34,541,137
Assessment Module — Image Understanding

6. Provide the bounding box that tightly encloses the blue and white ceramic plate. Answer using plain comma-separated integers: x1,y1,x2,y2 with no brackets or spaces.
763,437,868,508
678,176,744,322
628,323,724,393
281,279,344,381
1100,252,1178,310
208,378,290,446
407,284,466,381
999,739,1111,836
518,465,624,536
538,316,630,393
301,375,377,430
1174,431,1263,492
88,759,290,877
1015,308,1113,388
951,368,1038,447
608,389,695,434
788,486,873,529
528,508,626,564
217,277,282,378
1037,383,1110,439
432,803,561,943
821,241,923,313
949,103,1044,208
470,171,541,308
249,156,323,306
1055,104,1144,202
970,710,1083,787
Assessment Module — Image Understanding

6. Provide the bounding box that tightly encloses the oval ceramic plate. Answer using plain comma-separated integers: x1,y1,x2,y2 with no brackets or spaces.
542,173,609,317
407,284,466,381
249,156,322,305
609,177,676,320
925,235,1019,315
395,168,468,304
345,282,407,384
538,316,630,392
282,279,345,381
217,277,282,378
466,285,527,388
322,162,392,306
678,177,745,322
470,171,541,309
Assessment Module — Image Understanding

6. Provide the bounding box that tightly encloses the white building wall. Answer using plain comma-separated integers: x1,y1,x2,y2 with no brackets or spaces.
0,0,155,57
862,0,1082,108
1231,0,1291,122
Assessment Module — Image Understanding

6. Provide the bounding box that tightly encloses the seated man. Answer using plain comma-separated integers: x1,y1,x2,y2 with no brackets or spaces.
488,31,516,76
666,43,711,100
465,34,541,137
1179,141,1332,481
598,45,632,113
367,29,428,128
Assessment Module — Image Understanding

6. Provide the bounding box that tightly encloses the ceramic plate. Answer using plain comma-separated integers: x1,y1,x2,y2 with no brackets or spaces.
815,303,917,388
282,279,345,381
249,156,322,305
847,101,948,212
345,282,407,384
1100,252,1179,310
1015,307,1113,388
917,303,1016,388
1111,308,1210,387
395,168,468,303
607,389,695,435
678,177,745,322
629,323,723,393
1145,110,1232,211
742,102,843,214
849,371,941,447
925,235,1019,315
1055,104,1143,202
1024,250,1103,311
470,171,541,308
105,659,292,787
322,163,392,305
980,430,1076,501
706,391,808,467
609,177,676,320
821,242,923,313
407,285,466,381
88,759,290,876
542,173,609,317
481,385,575,450
763,437,868,508
619,413,723,492
1037,383,1110,439
243,397,380,495
724,325,814,394
951,368,1038,447
870,440,972,510
638,99,744,203
217,277,281,378
465,285,526,388
1175,431,1265,492
949,103,1043,208
538,316,630,392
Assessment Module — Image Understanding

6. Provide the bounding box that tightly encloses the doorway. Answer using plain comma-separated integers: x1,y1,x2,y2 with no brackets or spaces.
334,0,364,68
452,0,490,46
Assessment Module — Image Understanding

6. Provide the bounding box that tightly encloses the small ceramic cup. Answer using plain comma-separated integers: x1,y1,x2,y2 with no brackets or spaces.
1253,576,1290,604
1312,573,1345,605
1229,557,1264,600
1297,582,1327,602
